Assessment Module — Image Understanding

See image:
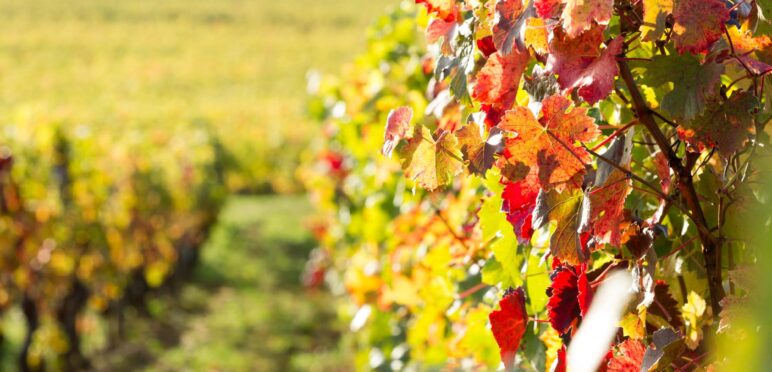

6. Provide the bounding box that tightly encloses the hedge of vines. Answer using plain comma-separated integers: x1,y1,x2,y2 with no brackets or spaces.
0,123,229,370
303,0,772,370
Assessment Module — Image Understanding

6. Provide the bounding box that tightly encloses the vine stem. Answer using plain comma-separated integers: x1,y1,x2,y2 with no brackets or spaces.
617,58,725,317
590,119,639,152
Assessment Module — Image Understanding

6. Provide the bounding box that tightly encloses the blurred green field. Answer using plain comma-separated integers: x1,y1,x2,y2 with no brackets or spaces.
0,0,393,192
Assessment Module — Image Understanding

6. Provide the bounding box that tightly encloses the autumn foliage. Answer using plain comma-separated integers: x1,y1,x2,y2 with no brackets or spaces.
304,0,772,370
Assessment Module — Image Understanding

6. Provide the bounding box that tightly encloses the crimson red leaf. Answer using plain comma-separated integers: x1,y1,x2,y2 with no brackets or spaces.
502,175,540,244
547,267,581,334
490,287,529,370
477,35,497,58
577,265,593,316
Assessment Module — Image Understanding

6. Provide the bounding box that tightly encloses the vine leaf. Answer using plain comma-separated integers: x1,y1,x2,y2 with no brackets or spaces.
649,281,684,331
677,90,759,158
726,25,772,54
546,265,592,333
641,0,673,41
426,18,457,55
396,125,464,190
502,174,540,244
456,124,504,175
416,0,459,22
640,328,685,372
489,287,529,370
606,339,646,371
672,0,729,54
641,53,723,121
590,128,633,246
534,0,562,19
499,95,599,190
566,36,625,104
473,49,530,111
547,25,605,100
533,188,589,265
383,106,414,158
492,0,533,55
561,0,613,38
524,17,549,55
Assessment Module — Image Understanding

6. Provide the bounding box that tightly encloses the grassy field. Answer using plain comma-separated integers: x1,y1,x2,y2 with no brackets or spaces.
0,0,393,191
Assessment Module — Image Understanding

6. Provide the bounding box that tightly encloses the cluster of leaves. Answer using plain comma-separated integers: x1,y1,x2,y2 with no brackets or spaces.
304,0,772,370
0,123,229,370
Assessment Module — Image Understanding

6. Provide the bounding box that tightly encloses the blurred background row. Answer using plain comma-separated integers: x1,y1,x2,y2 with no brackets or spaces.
0,0,392,370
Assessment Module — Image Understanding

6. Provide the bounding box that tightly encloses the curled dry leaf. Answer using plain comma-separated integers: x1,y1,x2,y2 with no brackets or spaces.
382,106,414,158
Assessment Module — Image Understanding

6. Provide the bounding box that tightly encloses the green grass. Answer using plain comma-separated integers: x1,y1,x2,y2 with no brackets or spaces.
0,0,394,191
89,195,345,371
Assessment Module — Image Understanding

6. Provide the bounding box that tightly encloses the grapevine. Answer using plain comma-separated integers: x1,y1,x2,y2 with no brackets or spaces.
1,124,228,370
304,0,772,370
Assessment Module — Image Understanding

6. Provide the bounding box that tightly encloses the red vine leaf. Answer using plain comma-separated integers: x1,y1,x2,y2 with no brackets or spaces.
499,95,599,190
477,35,498,58
395,125,464,190
568,36,625,104
577,265,593,316
535,0,562,19
677,90,759,158
546,265,591,333
561,0,613,38
607,339,646,371
547,26,605,100
489,287,529,370
383,106,414,158
426,18,457,55
492,0,531,55
672,0,729,54
502,174,540,244
473,49,530,111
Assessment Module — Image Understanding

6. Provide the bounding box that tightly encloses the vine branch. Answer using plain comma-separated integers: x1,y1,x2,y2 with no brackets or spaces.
617,58,725,317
